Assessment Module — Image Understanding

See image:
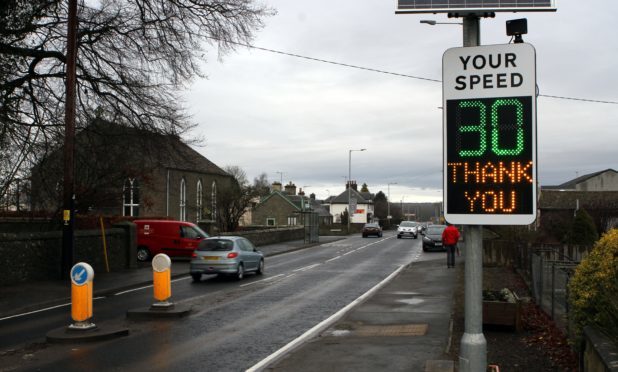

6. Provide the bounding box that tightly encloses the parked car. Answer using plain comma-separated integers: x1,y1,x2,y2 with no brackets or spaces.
190,236,264,281
362,223,383,238
422,224,447,252
134,220,209,261
397,221,418,239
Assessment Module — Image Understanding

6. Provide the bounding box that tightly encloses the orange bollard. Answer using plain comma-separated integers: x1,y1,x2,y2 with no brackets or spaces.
152,254,173,308
69,262,96,330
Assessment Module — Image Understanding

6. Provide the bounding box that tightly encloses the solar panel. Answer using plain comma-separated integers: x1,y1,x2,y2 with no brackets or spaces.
396,0,556,14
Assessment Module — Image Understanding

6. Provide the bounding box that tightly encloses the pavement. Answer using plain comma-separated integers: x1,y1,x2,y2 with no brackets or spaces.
0,235,459,372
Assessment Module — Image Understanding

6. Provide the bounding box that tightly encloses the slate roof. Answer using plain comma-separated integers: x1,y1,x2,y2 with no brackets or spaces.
72,120,230,177
330,188,374,204
539,190,618,210
542,169,617,190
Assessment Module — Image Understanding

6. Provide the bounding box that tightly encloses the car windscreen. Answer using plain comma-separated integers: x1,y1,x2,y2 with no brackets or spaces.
400,222,415,227
364,224,379,228
426,226,445,235
197,239,234,251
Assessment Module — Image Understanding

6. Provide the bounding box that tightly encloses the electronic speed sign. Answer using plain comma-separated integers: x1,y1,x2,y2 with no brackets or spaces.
442,43,537,225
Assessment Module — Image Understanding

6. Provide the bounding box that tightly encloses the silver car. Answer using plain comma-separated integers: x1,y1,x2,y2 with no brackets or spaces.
190,236,264,281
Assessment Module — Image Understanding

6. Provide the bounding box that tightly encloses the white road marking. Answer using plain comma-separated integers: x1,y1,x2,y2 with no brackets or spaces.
293,263,321,272
325,256,342,263
0,297,106,321
239,274,285,287
246,264,407,372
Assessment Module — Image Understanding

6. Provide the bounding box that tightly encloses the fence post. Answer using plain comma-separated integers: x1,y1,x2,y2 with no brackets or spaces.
551,262,556,319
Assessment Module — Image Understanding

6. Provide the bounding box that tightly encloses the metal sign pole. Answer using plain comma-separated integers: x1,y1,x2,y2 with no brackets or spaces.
459,15,487,372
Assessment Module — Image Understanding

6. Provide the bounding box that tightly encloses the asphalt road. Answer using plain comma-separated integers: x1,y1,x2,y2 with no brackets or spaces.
1,232,424,371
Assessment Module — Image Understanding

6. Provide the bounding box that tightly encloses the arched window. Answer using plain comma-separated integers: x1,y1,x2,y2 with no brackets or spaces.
196,179,203,222
122,178,140,217
211,181,217,221
179,177,186,221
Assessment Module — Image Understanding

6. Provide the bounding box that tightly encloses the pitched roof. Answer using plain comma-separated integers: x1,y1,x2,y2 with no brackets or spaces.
539,190,618,209
330,188,374,204
80,120,230,177
543,169,617,190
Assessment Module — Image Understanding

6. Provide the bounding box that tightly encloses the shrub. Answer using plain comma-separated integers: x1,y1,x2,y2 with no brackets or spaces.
568,228,618,346
567,209,598,246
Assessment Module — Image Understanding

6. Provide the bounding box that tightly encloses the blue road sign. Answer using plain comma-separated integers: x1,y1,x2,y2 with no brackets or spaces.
70,263,93,286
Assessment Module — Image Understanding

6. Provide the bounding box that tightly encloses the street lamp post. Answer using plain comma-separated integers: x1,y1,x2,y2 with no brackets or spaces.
347,148,366,233
387,182,397,222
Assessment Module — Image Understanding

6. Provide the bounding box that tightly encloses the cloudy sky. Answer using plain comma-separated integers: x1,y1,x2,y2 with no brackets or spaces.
184,0,618,203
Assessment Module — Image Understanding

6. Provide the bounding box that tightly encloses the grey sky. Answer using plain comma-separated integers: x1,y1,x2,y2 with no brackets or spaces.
184,0,618,203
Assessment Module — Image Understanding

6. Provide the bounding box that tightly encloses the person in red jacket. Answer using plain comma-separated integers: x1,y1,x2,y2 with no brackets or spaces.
442,223,460,268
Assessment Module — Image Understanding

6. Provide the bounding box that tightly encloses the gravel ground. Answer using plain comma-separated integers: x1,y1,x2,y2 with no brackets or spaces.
447,264,578,371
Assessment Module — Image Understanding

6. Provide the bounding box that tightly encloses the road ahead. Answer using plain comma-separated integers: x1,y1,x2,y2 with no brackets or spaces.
1,232,427,371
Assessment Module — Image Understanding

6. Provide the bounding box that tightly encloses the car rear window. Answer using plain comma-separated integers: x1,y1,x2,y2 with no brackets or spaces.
197,239,234,251
427,226,446,234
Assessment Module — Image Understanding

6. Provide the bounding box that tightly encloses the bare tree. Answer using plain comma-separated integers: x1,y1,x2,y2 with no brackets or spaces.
0,0,275,201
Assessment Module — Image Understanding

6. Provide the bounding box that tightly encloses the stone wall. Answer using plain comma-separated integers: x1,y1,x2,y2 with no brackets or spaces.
0,223,135,285
582,326,618,371
217,226,304,246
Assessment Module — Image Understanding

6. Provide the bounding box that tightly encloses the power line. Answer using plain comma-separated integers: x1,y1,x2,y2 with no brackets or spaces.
209,37,618,105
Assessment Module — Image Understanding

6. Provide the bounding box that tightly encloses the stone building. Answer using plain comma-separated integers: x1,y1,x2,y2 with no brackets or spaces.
30,120,233,223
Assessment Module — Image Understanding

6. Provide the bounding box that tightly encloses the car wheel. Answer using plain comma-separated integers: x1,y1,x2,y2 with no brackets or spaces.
362,234,367,238
137,246,151,262
422,246,427,252
235,264,244,281
379,233,383,237
256,259,264,275
191,273,201,282
413,235,418,239
397,235,401,239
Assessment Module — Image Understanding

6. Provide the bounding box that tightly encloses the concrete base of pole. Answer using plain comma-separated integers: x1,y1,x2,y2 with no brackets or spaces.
459,332,487,371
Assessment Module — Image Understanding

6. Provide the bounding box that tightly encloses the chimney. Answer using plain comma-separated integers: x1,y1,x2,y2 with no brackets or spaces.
346,180,358,191
284,182,297,195
272,182,282,192
298,188,305,196
310,193,316,200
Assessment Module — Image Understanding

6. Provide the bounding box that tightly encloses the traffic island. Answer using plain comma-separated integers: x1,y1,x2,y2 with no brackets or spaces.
47,325,129,344
126,303,192,320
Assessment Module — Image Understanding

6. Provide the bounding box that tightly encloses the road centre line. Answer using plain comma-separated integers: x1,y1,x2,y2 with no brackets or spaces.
240,274,285,287
293,263,321,272
246,264,407,372
325,256,342,263
0,297,106,322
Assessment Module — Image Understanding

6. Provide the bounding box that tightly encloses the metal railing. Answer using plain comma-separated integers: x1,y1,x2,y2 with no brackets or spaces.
527,244,588,333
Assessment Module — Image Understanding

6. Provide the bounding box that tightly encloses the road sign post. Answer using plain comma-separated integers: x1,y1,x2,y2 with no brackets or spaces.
69,262,96,330
152,253,173,308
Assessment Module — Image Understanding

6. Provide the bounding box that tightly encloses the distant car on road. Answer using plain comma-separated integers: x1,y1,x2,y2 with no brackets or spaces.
134,219,209,261
397,221,418,239
190,236,264,281
362,223,383,238
422,224,447,252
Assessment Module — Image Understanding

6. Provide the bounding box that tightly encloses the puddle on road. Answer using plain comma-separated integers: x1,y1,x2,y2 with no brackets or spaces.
395,298,425,305
328,329,352,337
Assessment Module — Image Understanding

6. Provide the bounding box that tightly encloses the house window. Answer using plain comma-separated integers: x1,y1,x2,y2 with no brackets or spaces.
196,180,203,222
211,181,217,221
122,178,139,217
287,217,297,225
266,218,275,226
179,177,186,221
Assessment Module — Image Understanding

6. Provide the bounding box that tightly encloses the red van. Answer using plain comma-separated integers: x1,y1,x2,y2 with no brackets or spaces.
134,220,209,261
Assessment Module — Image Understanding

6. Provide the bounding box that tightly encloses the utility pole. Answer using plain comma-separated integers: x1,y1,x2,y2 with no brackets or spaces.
62,0,78,279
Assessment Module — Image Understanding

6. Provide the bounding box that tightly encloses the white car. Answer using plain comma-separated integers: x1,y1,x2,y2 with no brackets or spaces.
397,221,418,239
